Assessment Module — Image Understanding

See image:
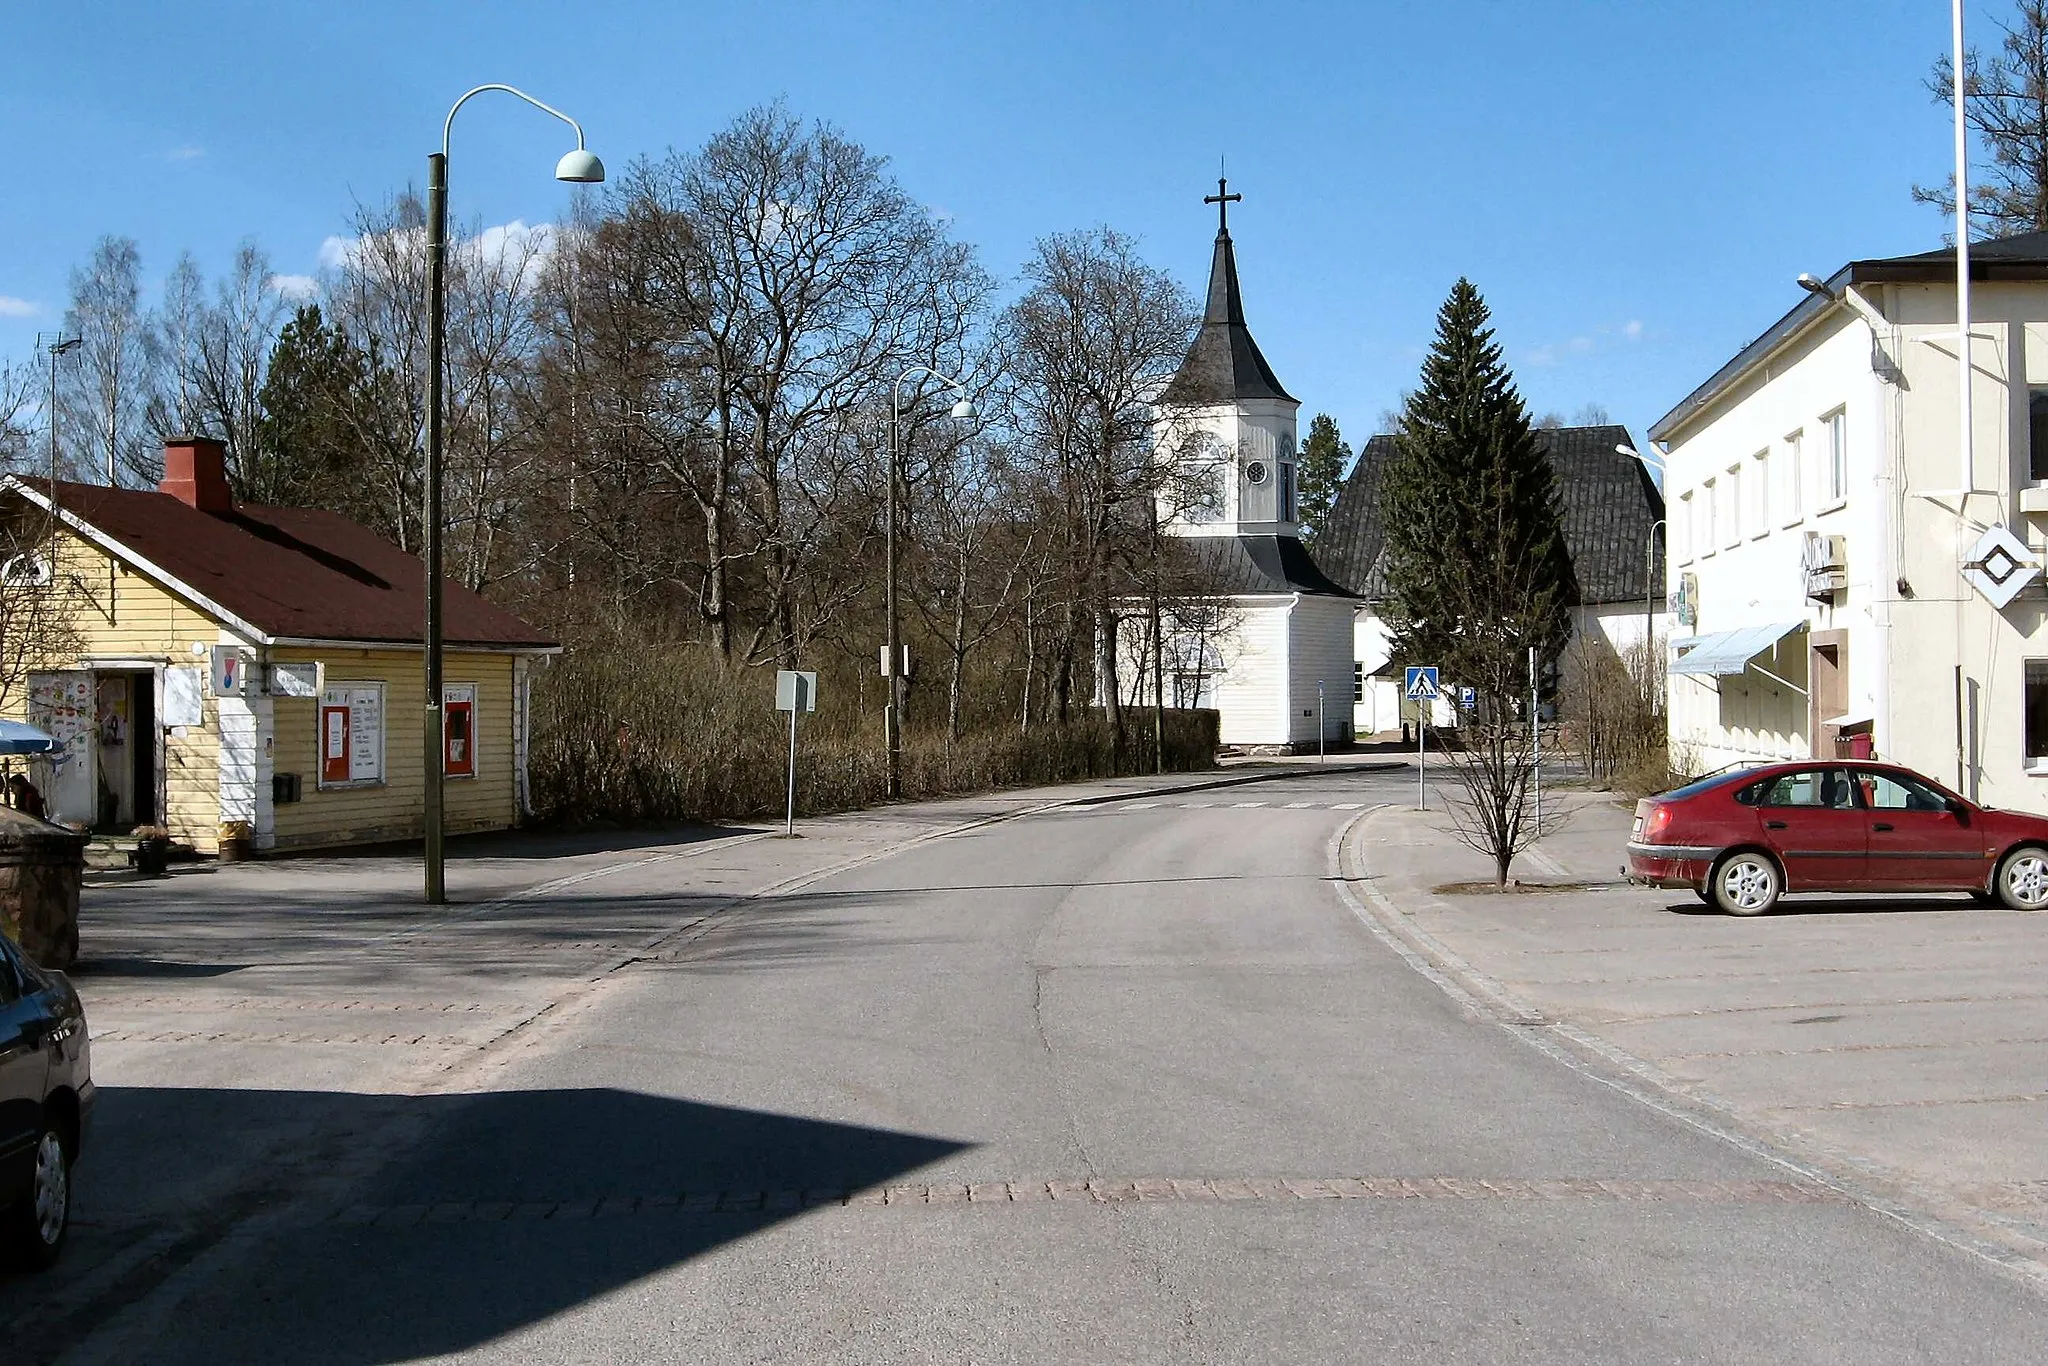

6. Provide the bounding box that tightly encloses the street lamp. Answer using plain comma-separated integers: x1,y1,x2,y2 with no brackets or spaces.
45,337,81,561
884,367,976,799
423,84,603,904
1618,442,1670,660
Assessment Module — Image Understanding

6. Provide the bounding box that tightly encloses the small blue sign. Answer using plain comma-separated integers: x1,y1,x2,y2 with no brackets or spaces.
1404,665,1440,702
1457,686,1477,711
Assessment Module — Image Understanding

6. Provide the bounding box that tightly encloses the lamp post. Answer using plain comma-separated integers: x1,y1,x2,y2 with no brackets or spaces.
1619,443,1670,687
423,85,603,904
45,337,80,562
885,367,976,799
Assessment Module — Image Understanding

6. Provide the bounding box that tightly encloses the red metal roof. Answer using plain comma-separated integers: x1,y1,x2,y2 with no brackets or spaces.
20,479,556,650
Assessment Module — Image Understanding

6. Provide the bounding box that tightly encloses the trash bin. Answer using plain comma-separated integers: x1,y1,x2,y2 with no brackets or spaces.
218,820,253,863
0,805,88,970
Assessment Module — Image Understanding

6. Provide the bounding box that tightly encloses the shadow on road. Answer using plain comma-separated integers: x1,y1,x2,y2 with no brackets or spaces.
3,1086,968,1365
1660,893,1981,917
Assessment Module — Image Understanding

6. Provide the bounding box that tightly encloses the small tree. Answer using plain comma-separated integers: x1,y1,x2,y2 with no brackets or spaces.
1295,412,1350,541
1378,280,1576,884
1914,0,2048,236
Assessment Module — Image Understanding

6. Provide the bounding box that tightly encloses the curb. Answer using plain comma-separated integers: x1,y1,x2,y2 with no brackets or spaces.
1059,761,1402,807
1328,804,2048,1292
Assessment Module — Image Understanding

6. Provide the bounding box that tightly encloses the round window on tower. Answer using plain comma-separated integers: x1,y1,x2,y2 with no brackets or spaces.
1244,460,1269,486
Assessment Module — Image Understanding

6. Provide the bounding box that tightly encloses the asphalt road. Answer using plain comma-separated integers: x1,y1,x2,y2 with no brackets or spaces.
37,767,2048,1362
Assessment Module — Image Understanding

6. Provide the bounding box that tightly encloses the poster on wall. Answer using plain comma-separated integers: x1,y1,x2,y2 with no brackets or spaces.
318,683,385,786
443,684,476,779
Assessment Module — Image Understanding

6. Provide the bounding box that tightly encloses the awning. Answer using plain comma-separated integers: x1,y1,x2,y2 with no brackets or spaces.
0,720,60,756
1669,621,1807,677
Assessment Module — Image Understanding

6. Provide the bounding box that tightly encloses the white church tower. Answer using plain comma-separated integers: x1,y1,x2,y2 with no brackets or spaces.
1147,178,1359,751
1158,178,1303,534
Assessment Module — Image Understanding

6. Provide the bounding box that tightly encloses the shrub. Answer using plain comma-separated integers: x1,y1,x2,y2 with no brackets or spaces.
527,644,1217,825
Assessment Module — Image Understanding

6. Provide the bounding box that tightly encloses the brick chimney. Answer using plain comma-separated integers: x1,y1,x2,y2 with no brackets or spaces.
159,436,233,514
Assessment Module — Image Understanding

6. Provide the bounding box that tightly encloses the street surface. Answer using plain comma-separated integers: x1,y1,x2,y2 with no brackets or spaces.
7,763,2048,1363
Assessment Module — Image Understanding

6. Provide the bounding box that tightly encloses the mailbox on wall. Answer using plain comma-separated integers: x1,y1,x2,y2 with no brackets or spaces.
443,684,476,779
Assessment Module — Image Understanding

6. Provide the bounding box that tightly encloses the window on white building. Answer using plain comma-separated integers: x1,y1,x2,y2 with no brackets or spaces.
2030,390,2048,484
1702,477,1717,554
1725,464,1742,547
1750,449,1769,536
1824,410,1847,504
1353,662,1365,703
1782,429,1804,525
2028,660,2048,770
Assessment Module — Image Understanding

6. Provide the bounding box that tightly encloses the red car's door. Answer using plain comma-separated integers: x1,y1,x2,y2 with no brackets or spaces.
1854,768,1991,889
1754,767,1870,890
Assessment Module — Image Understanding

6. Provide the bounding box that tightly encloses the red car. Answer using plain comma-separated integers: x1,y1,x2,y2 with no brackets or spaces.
1626,760,2048,915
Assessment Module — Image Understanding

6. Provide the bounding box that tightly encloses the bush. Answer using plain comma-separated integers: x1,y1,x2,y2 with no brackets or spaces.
527,644,1218,825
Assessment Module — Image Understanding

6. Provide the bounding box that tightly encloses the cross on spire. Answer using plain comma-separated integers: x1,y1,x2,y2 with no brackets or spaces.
1204,175,1242,234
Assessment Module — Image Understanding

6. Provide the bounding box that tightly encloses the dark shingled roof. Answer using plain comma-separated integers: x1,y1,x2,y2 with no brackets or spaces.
16,478,557,649
1158,229,1296,407
1315,424,1664,607
1190,533,1359,598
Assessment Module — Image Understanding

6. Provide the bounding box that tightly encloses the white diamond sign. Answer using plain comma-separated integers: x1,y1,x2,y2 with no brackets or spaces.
1964,525,2040,609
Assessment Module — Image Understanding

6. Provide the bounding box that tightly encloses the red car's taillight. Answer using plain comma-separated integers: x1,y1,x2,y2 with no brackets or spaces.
1644,805,1675,842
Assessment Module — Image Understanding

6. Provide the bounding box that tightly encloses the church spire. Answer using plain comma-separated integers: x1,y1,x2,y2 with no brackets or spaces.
1160,176,1295,406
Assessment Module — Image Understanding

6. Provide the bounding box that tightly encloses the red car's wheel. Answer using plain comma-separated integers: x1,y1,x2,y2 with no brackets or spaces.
1710,850,1781,916
1995,846,2048,911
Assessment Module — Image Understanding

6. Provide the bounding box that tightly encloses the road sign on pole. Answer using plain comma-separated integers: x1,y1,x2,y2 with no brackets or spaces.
1457,686,1477,711
775,670,818,836
1404,665,1440,701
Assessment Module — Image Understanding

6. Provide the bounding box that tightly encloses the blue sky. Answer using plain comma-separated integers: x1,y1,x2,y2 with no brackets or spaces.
2,0,1972,449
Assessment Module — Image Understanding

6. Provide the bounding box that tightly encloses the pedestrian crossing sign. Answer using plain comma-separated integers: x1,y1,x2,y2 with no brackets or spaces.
1404,665,1440,701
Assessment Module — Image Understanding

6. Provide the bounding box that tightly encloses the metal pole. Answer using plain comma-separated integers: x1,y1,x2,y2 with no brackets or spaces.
1955,0,1973,495
1417,701,1426,811
1318,680,1326,763
423,151,448,905
1530,645,1540,828
885,387,901,800
786,697,798,837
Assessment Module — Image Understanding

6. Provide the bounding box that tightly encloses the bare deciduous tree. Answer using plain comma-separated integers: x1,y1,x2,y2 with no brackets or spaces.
61,236,154,486
1916,0,2048,235
1004,227,1197,735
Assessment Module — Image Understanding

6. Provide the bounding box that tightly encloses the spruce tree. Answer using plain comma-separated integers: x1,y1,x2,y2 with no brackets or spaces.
1294,412,1350,542
1378,279,1577,885
1378,279,1576,678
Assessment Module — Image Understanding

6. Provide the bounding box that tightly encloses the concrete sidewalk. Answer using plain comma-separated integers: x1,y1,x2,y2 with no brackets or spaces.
1342,787,2048,1272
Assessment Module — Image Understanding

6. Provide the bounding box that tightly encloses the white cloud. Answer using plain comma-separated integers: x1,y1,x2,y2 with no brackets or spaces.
1566,335,1593,353
1624,319,1644,341
168,145,204,161
317,219,554,289
0,295,38,318
269,274,319,301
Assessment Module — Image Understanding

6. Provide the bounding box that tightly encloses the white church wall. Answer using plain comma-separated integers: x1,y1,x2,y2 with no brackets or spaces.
1213,602,1292,746
1574,602,1668,660
1287,595,1358,744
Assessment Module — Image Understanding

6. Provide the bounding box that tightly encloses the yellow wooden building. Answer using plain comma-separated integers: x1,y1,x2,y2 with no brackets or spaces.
0,437,558,853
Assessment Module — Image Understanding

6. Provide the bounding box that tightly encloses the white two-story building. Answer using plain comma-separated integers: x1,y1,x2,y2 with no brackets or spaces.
1652,230,2048,811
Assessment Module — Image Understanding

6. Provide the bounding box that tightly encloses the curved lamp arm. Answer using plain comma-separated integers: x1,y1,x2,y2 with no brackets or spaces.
443,83,593,157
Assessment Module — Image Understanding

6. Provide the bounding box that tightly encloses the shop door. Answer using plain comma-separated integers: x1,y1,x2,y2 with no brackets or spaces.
26,672,94,827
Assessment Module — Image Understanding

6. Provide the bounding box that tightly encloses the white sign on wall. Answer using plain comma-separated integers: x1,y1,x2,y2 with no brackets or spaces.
164,667,205,728
268,662,320,698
